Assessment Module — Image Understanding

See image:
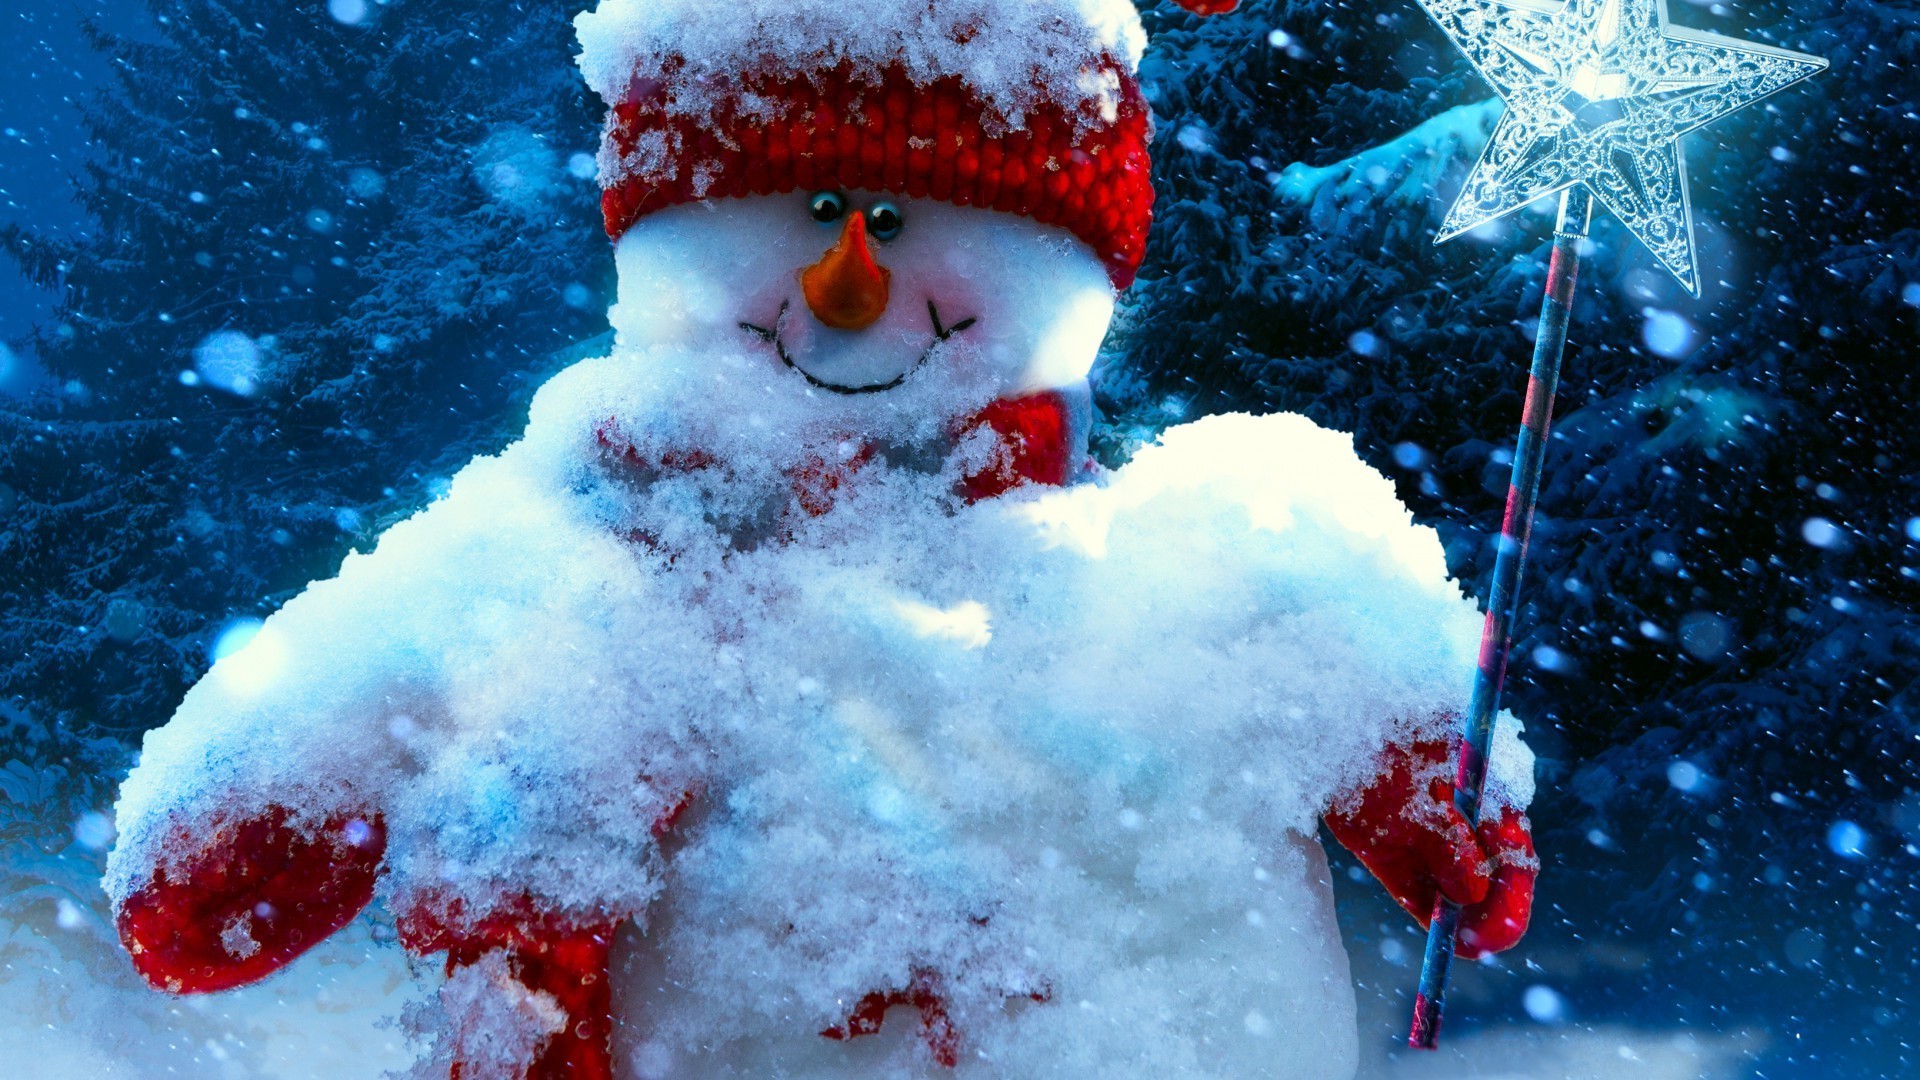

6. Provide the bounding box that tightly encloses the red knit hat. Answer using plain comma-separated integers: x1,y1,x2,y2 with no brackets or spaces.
582,0,1236,290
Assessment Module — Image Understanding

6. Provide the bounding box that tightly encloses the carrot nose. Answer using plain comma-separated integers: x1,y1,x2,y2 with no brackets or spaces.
801,211,890,331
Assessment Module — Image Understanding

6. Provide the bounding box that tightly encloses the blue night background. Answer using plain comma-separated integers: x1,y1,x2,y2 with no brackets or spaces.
1,0,1914,1076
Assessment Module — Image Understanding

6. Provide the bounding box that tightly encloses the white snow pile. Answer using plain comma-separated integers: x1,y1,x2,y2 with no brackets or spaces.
107,318,1530,1075
573,0,1148,145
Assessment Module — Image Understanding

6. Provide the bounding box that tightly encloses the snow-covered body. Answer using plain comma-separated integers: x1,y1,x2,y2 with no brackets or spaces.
108,1,1537,1067
110,218,1528,1070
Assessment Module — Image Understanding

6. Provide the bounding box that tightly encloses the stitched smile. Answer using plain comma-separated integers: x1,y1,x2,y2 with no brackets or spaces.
740,301,977,395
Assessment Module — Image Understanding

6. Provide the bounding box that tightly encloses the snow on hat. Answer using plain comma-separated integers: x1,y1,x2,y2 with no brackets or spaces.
575,0,1235,289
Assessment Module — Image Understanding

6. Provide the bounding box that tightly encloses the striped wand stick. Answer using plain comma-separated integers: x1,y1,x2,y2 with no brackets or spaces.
1400,0,1824,1048
1409,185,1591,1049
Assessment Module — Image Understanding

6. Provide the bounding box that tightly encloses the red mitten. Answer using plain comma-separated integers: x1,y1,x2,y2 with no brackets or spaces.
399,898,619,1080
1323,738,1536,959
390,787,692,1080
116,807,386,993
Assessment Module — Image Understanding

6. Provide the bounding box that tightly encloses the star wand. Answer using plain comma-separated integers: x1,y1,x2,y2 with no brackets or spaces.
1401,0,1824,1049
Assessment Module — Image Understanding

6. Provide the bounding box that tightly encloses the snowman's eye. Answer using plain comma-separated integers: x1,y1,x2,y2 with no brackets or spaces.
808,191,846,224
867,201,904,241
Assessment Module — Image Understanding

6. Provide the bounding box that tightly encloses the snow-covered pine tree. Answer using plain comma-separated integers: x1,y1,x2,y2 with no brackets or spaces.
1119,0,1920,1043
1,0,606,782
319,2,616,476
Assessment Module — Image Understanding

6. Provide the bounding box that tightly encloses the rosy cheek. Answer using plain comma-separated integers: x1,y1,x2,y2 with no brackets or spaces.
735,273,805,326
914,253,988,320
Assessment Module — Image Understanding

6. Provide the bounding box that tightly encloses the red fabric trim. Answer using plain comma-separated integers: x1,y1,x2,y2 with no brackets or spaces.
958,391,1074,503
601,62,1154,288
821,968,962,1068
595,392,1076,513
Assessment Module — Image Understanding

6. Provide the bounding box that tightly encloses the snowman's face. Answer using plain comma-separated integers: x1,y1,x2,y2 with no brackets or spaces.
608,190,1116,401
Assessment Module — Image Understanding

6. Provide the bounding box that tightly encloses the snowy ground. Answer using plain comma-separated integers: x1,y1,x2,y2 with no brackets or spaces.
0,858,1760,1080
1356,1024,1762,1080
0,912,416,1079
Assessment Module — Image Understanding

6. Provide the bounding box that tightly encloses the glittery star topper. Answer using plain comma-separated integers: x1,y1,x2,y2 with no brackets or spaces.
1416,0,1826,294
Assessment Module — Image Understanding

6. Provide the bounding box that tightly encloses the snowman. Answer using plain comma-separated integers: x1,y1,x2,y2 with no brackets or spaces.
105,1,1538,1077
